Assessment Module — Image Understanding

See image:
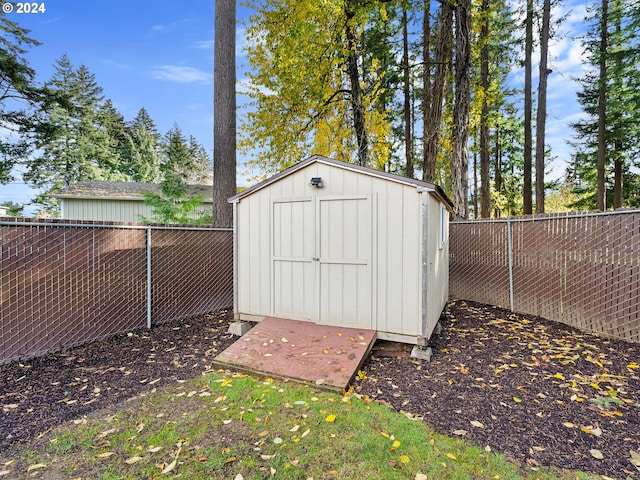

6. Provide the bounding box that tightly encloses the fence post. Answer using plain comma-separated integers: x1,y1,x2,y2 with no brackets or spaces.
507,219,514,312
146,227,152,329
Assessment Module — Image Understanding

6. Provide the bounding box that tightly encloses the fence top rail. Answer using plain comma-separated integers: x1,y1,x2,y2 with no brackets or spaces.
451,208,640,225
0,218,233,232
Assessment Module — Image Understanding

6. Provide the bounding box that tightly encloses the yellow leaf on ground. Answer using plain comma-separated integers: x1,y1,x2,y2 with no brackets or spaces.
98,452,115,458
392,440,401,448
380,432,390,438
513,396,522,403
446,453,457,460
125,456,143,464
400,455,410,463
325,414,336,423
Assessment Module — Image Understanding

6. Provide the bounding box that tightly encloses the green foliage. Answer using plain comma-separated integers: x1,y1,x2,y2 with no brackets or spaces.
0,201,24,217
24,54,126,212
141,173,212,225
568,0,640,209
0,13,51,184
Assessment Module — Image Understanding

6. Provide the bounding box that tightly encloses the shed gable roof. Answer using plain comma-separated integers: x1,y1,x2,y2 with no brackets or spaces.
52,180,213,202
229,154,453,209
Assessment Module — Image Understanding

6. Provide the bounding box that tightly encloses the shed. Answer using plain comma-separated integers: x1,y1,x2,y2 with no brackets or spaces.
229,155,453,346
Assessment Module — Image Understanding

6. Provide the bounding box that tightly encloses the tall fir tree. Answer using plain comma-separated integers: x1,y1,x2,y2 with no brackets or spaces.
569,0,640,209
25,54,123,210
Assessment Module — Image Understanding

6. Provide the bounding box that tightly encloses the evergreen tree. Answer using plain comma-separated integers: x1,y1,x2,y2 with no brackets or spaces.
124,124,161,182
24,55,123,209
569,0,640,209
0,14,51,183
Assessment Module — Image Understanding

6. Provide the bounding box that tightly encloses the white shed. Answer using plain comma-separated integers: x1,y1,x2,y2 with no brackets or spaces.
229,155,452,346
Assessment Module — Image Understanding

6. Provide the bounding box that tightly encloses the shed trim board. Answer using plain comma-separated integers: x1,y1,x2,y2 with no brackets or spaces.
231,155,451,346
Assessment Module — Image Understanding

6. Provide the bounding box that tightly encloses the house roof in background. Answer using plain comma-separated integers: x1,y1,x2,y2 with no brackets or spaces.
51,181,214,202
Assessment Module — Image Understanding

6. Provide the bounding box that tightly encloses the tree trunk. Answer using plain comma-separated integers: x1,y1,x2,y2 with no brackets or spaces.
423,2,453,183
213,0,236,227
403,7,413,178
345,5,369,168
597,0,608,211
523,0,533,214
494,126,502,217
422,0,431,180
473,134,479,218
452,0,471,219
479,0,490,218
535,0,551,214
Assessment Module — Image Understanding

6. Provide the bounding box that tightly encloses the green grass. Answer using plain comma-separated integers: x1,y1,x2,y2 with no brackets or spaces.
2,370,601,480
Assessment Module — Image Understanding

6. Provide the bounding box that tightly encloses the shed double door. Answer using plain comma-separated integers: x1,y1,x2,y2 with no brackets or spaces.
271,195,372,329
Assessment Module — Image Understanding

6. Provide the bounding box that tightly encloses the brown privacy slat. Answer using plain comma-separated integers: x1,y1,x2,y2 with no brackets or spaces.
0,219,233,365
450,211,640,343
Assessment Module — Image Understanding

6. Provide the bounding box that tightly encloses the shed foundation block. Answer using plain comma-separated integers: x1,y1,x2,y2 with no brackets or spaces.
410,345,432,362
228,321,252,336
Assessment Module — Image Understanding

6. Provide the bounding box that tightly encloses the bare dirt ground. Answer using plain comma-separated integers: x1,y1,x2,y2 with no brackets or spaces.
1,301,638,478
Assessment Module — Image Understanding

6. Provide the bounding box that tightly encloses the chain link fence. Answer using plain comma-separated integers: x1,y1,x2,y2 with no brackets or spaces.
0,218,233,365
450,210,640,343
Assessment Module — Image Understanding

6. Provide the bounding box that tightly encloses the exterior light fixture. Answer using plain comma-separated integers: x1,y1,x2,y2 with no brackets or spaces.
309,177,323,187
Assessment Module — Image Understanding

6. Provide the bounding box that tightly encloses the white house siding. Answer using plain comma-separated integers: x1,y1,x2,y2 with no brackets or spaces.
234,159,446,342
63,199,153,222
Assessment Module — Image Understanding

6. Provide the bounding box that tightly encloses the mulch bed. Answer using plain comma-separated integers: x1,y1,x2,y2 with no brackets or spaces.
1,300,639,478
354,300,640,479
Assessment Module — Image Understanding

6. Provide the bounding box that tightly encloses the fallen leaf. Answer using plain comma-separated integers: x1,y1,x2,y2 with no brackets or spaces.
235,475,244,480
562,422,575,428
399,455,410,463
513,396,522,403
580,425,603,437
452,429,467,436
273,437,283,444
630,449,640,468
125,456,143,464
161,459,177,474
301,429,310,438
98,452,115,458
147,446,162,453
26,464,46,472
392,440,401,449
325,414,336,423
446,453,457,460
289,425,300,432
415,474,428,480
261,454,274,460
470,420,484,428
590,449,604,460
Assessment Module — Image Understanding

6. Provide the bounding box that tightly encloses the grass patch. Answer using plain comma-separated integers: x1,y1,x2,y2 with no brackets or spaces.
2,370,600,479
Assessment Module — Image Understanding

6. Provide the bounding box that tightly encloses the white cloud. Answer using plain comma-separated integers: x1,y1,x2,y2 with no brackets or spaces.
152,65,213,84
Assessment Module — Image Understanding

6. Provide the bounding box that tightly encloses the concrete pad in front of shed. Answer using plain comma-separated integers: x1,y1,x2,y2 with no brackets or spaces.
214,317,376,391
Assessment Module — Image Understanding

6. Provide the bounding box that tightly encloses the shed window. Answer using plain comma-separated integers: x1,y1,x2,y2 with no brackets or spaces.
439,204,447,249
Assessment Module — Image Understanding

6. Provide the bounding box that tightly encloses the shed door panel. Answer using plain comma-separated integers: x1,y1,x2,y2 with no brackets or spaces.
272,198,316,320
318,196,372,329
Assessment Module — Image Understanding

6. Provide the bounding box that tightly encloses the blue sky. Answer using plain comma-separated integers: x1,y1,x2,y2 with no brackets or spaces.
1,0,218,213
1,0,589,215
